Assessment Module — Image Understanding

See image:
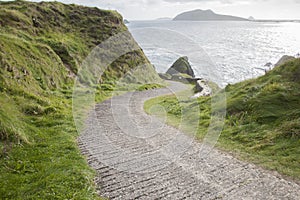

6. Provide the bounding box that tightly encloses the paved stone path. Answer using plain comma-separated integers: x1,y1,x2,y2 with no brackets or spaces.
79,81,300,199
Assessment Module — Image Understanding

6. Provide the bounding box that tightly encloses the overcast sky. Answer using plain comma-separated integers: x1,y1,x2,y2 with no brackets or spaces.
28,0,300,20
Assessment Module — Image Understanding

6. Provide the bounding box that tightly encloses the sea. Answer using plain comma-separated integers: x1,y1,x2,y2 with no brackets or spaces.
127,20,300,87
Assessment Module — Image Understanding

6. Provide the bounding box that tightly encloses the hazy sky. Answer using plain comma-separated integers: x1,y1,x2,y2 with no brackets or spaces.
28,0,300,20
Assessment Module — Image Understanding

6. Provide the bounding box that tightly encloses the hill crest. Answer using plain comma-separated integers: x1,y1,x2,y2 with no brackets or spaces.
173,9,248,21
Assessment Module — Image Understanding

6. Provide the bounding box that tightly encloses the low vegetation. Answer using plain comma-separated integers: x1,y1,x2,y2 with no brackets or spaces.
0,1,161,199
145,58,300,181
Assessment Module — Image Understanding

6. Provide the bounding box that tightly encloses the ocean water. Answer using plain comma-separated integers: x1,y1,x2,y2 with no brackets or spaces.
127,20,300,86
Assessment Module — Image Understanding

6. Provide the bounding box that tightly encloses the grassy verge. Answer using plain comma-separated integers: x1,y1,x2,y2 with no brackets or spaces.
0,89,109,199
145,59,300,181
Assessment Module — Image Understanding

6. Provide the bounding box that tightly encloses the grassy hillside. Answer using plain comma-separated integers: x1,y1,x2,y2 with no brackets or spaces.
0,1,160,199
145,58,300,180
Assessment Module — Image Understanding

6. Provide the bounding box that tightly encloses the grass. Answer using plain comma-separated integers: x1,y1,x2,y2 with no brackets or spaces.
0,0,161,199
145,58,300,181
0,92,102,199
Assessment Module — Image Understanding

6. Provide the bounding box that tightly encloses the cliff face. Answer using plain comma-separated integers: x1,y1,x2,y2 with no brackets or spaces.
0,0,157,93
173,9,248,21
0,1,159,142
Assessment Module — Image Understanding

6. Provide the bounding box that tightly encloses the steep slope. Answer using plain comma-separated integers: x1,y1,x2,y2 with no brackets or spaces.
0,1,160,199
173,9,248,21
0,0,160,143
145,58,300,180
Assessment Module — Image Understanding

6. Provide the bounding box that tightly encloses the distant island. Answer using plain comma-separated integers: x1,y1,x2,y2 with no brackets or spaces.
173,9,248,21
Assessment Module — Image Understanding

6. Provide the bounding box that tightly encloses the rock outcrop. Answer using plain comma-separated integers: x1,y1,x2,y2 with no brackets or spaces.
161,56,212,97
275,55,295,67
159,56,201,84
195,80,204,93
166,56,195,78
192,80,212,98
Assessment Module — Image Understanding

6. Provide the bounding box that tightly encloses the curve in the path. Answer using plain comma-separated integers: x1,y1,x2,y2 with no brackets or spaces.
79,81,300,200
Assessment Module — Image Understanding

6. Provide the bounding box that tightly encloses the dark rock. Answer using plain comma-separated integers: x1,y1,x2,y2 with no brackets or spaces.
275,55,295,67
195,81,204,93
166,56,195,78
264,62,273,67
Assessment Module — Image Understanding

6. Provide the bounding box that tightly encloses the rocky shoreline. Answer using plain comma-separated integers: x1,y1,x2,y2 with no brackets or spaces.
159,55,299,99
159,56,213,97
